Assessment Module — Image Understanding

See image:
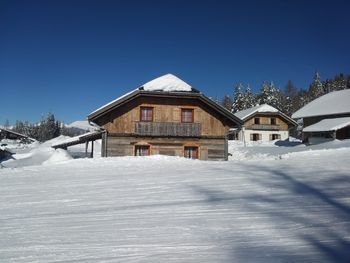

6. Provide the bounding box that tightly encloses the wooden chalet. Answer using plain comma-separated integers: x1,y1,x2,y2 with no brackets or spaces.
292,89,350,144
233,104,297,142
88,74,242,160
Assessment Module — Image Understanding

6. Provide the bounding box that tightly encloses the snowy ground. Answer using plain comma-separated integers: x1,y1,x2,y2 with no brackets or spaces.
1,139,350,262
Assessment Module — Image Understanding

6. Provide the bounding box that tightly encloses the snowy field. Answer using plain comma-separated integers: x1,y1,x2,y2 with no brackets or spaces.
1,139,350,262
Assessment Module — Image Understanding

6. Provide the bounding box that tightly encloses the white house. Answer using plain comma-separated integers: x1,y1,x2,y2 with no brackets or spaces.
233,104,297,142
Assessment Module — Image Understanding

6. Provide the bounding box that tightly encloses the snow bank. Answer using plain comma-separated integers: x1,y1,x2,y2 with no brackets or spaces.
1,146,350,262
42,148,73,165
142,73,192,92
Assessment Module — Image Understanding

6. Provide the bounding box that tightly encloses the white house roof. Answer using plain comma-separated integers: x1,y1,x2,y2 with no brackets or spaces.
303,117,350,132
141,74,192,92
292,89,350,119
234,104,278,120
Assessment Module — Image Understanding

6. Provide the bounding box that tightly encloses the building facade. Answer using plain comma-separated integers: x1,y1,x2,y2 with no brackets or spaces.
88,74,242,160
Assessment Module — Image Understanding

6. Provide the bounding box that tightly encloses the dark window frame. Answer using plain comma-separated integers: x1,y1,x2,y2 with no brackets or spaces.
271,134,281,140
181,108,194,123
254,117,260,124
135,145,150,156
270,117,277,125
184,146,199,159
251,133,261,141
140,107,154,122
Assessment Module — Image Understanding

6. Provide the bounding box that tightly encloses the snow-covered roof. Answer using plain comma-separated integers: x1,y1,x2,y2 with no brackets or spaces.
52,131,103,148
303,117,350,132
66,120,99,131
89,74,194,116
141,74,192,92
89,89,139,116
292,89,350,119
234,104,279,120
88,74,242,126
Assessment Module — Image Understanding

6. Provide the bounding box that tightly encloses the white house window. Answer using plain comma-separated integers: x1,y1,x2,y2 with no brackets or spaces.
250,133,261,141
270,134,281,140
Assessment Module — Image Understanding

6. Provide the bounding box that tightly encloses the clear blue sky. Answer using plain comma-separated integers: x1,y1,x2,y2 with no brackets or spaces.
1,0,350,124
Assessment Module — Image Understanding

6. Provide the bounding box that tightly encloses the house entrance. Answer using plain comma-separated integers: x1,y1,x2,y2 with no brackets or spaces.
184,146,198,159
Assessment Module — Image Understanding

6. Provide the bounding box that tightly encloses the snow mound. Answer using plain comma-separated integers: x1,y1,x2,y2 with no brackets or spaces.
142,74,192,92
43,149,73,165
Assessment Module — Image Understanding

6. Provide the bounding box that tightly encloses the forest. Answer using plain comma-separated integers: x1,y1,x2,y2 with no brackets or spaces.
223,72,350,116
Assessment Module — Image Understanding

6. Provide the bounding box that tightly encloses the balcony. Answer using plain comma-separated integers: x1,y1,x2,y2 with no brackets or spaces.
135,122,201,137
251,124,280,131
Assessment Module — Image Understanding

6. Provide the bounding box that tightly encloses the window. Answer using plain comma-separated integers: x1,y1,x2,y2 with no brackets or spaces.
181,109,194,123
184,146,198,159
270,134,281,140
251,133,261,141
270,118,276,125
135,145,150,156
254,117,260,124
140,107,153,122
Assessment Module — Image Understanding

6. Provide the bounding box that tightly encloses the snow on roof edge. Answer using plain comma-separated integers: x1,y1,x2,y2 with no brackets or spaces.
303,117,350,132
234,104,279,120
292,89,350,119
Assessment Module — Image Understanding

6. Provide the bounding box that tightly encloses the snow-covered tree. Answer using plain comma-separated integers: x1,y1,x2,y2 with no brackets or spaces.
309,71,324,100
266,81,279,108
232,83,245,113
275,87,284,112
258,81,269,105
243,84,255,109
283,80,298,116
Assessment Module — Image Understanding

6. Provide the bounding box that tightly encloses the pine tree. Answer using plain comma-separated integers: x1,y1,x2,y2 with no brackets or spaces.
243,84,255,109
258,81,269,105
284,80,298,116
309,71,324,100
232,83,245,113
275,87,284,112
267,81,278,108
221,95,233,111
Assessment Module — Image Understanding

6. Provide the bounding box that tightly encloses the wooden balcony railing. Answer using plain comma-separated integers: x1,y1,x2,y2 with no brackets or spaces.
135,122,201,137
251,124,281,131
